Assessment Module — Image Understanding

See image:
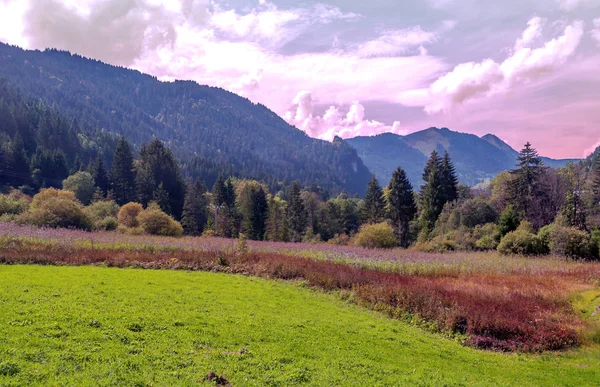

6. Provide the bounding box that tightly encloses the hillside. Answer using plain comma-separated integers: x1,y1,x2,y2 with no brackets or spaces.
0,43,371,195
348,128,580,187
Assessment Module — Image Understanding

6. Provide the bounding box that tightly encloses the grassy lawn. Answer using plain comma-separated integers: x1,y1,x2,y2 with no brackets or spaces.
0,265,599,386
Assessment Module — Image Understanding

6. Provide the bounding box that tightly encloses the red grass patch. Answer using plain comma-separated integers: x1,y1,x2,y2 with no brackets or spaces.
0,241,590,352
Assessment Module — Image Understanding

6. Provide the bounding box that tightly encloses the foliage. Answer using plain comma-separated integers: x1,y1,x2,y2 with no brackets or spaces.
62,171,96,205
117,202,144,228
386,167,416,248
137,202,184,237
85,200,120,231
354,222,398,249
287,182,307,242
181,180,209,236
497,222,546,256
498,206,520,237
0,192,30,216
111,137,136,206
546,225,598,260
18,188,91,230
361,175,386,224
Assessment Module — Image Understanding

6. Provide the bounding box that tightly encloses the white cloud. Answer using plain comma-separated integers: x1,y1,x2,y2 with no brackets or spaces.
592,18,600,45
403,18,585,114
284,91,407,140
556,0,590,11
354,27,436,57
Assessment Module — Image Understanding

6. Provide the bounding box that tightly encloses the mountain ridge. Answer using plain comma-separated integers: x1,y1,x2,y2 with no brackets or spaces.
348,128,580,188
0,42,372,195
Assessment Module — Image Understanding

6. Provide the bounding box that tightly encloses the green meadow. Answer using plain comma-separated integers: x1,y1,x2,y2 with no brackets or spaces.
1,265,599,386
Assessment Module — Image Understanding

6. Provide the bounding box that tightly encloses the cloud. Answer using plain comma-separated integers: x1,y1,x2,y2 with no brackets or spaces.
402,18,585,114
583,140,600,158
592,18,600,45
555,0,590,11
354,27,436,57
20,0,210,66
284,91,407,140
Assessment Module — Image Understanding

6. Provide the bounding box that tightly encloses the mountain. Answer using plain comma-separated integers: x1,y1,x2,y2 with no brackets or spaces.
0,43,371,195
348,128,580,188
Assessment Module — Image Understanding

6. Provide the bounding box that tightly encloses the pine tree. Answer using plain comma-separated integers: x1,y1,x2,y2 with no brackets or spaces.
510,142,544,219
593,154,600,206
421,150,442,190
212,175,229,206
287,182,307,242
248,187,269,240
181,179,209,236
111,137,136,205
91,156,110,195
440,151,458,204
420,168,445,236
387,167,417,248
265,196,288,242
361,175,385,224
153,183,172,215
211,176,238,237
135,139,186,219
561,163,587,230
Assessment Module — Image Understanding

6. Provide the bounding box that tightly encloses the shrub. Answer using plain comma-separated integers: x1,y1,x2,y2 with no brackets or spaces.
354,222,398,249
62,171,95,205
547,225,598,260
497,222,546,256
498,206,520,236
18,188,91,230
473,223,501,251
117,202,144,228
0,192,30,216
137,203,183,237
85,200,120,230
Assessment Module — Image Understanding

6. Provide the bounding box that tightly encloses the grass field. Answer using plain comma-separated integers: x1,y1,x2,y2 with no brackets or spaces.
1,265,600,386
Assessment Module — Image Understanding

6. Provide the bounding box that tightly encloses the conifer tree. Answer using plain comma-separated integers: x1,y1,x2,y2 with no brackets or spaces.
421,150,442,190
593,154,600,206
509,142,544,219
287,182,307,242
387,167,417,247
265,196,288,242
91,156,110,195
181,179,209,236
248,187,269,240
361,175,385,224
420,167,445,236
561,163,587,230
135,139,186,219
440,151,458,204
153,183,172,215
111,137,136,205
211,175,238,237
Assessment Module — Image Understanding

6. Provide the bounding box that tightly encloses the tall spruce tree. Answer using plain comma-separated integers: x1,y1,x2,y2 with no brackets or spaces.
91,156,110,196
111,137,136,205
420,164,445,236
593,154,600,206
510,142,544,219
265,196,288,242
211,175,238,237
248,187,269,240
287,182,307,242
561,163,587,231
361,175,386,224
387,167,417,248
440,151,458,204
181,179,209,236
421,150,442,190
135,139,186,218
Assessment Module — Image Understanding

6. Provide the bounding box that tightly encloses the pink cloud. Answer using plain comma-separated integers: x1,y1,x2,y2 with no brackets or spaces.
284,91,407,140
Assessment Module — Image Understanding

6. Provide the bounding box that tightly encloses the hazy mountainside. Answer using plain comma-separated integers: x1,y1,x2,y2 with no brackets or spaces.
349,128,580,188
0,43,371,195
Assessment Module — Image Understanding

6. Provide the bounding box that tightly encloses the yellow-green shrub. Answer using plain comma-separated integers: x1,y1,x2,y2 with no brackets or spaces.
354,222,397,249
85,200,120,231
18,188,91,230
117,202,143,228
547,225,598,259
137,203,183,237
497,222,546,256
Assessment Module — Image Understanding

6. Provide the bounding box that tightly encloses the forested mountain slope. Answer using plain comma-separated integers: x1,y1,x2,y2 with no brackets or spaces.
0,43,371,195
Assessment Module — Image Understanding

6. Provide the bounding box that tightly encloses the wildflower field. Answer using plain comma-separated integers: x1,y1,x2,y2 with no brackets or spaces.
1,223,600,385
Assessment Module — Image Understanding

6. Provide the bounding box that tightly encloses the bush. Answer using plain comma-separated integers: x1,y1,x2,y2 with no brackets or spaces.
0,192,30,217
117,202,144,228
473,223,501,251
415,228,476,252
547,225,598,260
85,200,120,230
18,188,91,230
497,222,546,256
354,222,398,249
62,171,96,205
137,203,183,237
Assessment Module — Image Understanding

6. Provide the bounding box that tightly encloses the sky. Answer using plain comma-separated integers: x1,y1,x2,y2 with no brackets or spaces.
1,0,599,158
